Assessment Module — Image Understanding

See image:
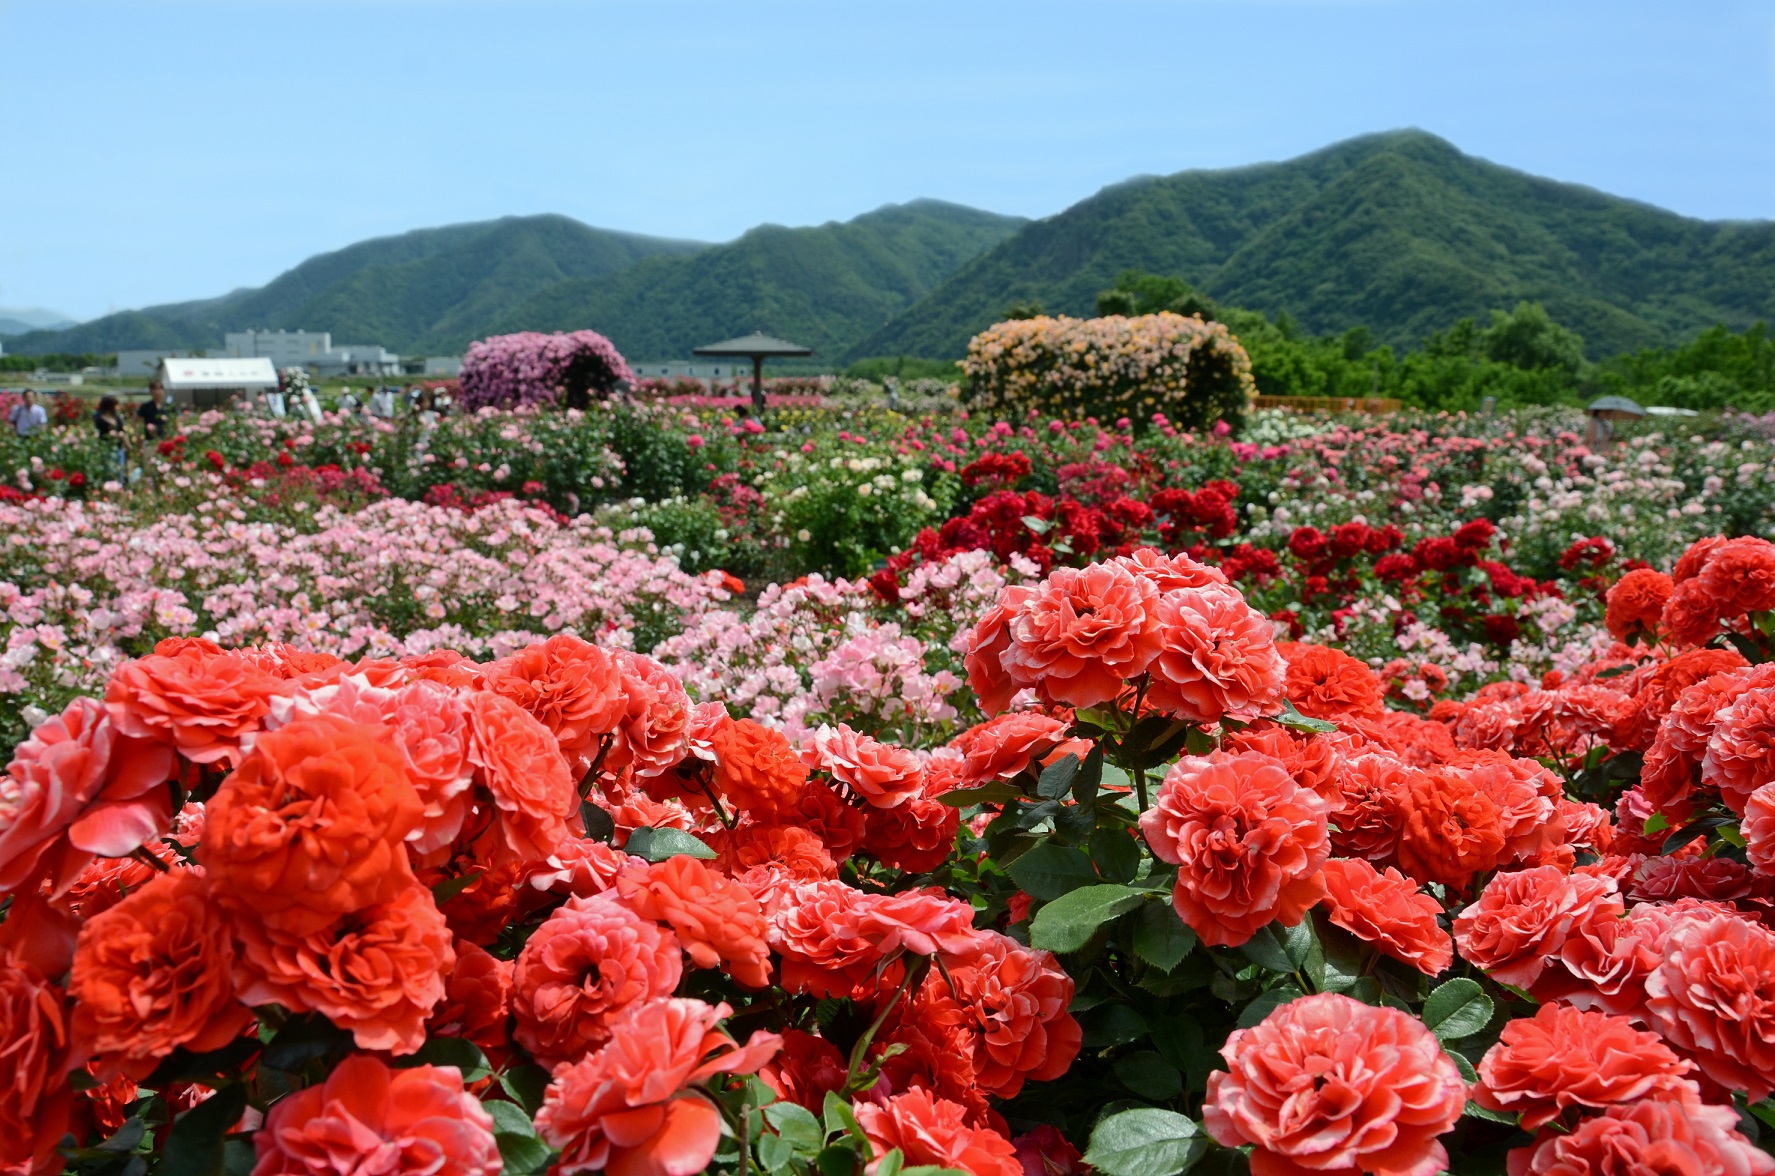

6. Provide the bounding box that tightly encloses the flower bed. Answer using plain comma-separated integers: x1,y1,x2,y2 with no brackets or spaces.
2,527,1775,1175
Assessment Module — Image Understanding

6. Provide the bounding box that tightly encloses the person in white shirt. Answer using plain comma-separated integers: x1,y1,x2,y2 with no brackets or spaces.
368,386,397,418
9,390,48,438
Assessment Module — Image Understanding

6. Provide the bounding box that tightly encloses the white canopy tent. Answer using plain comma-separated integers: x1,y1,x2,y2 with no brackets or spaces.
156,357,278,409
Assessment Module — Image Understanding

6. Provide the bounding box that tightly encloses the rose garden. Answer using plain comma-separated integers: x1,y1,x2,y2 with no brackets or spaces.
2,312,1775,1176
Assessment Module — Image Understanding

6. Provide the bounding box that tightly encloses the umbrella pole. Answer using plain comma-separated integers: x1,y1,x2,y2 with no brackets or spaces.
751,355,765,417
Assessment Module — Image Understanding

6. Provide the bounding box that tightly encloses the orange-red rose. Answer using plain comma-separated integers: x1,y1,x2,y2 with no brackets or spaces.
1473,1002,1697,1129
1139,751,1329,948
1000,562,1165,709
69,870,253,1079
1454,866,1625,989
853,1089,1022,1176
1319,858,1452,976
104,637,285,764
234,883,455,1055
1204,993,1465,1176
466,691,577,863
615,855,772,988
535,997,780,1176
203,714,423,936
250,1053,500,1176
1605,568,1675,641
512,892,683,1064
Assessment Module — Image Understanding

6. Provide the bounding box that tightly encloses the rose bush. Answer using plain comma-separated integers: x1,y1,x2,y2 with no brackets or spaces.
0,524,1772,1176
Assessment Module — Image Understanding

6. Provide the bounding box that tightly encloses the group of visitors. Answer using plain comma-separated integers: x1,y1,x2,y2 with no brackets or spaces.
335,383,454,419
7,383,169,442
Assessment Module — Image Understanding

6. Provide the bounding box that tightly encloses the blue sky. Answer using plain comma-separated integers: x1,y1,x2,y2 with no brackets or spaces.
3,0,1772,322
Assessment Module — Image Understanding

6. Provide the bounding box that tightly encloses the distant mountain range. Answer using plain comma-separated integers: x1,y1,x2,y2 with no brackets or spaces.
0,306,78,336
10,130,1773,363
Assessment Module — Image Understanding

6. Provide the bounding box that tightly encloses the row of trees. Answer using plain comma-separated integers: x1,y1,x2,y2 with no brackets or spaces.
1083,271,1775,413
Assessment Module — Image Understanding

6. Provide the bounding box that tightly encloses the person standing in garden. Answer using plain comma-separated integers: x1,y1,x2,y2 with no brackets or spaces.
9,388,48,438
93,395,129,482
136,381,170,440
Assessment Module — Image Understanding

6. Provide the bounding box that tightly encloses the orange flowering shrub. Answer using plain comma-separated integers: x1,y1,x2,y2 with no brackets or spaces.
9,532,1775,1174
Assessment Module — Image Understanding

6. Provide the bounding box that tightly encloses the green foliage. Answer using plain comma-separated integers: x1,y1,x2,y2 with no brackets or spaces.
0,351,112,372
844,356,963,382
854,129,1775,361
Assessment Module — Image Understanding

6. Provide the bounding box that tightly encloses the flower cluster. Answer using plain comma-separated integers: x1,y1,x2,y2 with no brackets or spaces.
459,330,636,410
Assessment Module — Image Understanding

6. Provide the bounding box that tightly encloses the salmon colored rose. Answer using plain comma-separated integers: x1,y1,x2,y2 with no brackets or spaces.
770,879,886,998
1145,583,1286,724
426,938,513,1056
234,883,455,1055
69,870,253,1080
512,892,683,1065
1453,866,1625,989
0,951,76,1173
1327,753,1414,864
1509,1099,1773,1176
1283,645,1384,719
1396,765,1508,892
105,637,285,764
387,681,477,854
1605,568,1675,641
1138,751,1330,948
1473,1002,1697,1129
203,714,423,936
1697,536,1775,616
610,651,693,778
250,1053,500,1176
535,997,781,1176
1000,562,1164,709
708,717,810,820
714,822,837,883
1204,993,1465,1176
479,634,626,771
615,856,772,988
466,691,577,864
802,723,924,808
1643,908,1775,1100
1319,858,1452,976
913,930,1080,1098
861,790,960,874
1662,576,1725,648
963,584,1037,717
0,696,175,897
1707,686,1775,816
950,711,1090,792
853,1089,1022,1176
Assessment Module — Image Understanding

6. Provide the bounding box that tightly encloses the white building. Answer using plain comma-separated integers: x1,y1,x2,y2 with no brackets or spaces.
223,329,401,376
223,330,337,367
158,356,279,409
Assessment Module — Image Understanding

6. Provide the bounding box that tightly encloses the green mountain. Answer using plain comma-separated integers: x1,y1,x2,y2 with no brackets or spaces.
852,130,1775,361
5,216,710,356
494,200,1030,359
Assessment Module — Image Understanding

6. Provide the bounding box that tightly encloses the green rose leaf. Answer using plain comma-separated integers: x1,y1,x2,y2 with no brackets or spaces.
1422,977,1495,1041
1009,841,1101,901
1083,1108,1207,1176
624,826,717,862
1029,883,1148,953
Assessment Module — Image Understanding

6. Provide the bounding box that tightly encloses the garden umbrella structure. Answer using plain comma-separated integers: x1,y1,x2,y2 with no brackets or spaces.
693,331,813,415
1585,394,1645,447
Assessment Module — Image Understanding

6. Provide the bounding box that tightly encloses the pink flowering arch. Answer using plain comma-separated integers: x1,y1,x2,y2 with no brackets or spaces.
459,330,636,410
